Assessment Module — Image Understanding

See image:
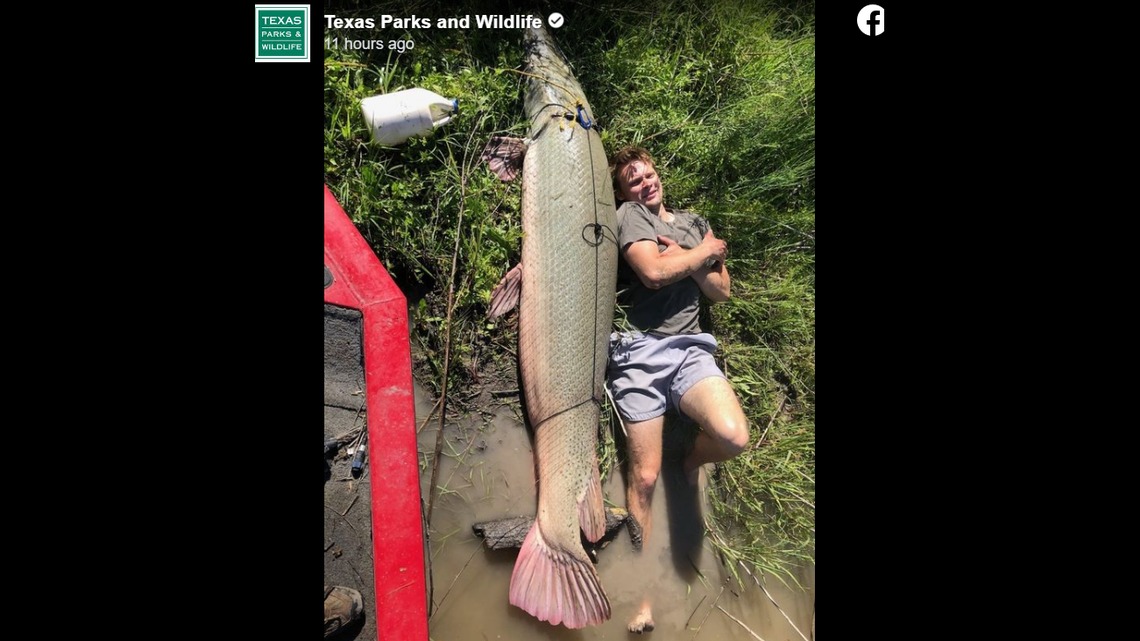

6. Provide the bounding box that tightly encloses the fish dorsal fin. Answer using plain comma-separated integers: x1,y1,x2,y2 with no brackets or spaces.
488,262,523,319
481,136,528,182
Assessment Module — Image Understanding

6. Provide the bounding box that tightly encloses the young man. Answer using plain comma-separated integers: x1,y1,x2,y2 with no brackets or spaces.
607,146,750,633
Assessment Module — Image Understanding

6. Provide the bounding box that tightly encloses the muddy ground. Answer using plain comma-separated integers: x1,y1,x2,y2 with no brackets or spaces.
324,325,814,640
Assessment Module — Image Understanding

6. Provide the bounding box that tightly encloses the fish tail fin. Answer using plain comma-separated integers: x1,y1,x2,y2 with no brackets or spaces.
510,523,611,629
578,463,606,543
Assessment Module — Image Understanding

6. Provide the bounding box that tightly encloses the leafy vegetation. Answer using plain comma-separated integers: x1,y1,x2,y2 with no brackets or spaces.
324,0,814,586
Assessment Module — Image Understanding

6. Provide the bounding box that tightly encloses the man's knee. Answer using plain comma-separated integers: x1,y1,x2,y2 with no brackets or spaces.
632,467,660,493
718,416,750,457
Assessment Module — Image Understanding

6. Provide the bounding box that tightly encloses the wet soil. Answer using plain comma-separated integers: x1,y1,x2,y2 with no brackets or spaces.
414,364,815,640
324,323,814,640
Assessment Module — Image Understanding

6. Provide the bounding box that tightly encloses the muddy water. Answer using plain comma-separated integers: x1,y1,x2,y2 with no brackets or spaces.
415,383,814,640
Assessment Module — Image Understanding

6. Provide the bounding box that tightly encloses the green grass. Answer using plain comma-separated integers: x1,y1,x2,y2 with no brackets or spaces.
325,0,814,587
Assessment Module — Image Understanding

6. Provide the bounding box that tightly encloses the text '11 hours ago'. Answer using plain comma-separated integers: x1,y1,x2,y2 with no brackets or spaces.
325,36,413,52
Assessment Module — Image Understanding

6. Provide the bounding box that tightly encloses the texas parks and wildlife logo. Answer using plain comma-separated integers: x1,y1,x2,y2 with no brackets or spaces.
255,5,310,62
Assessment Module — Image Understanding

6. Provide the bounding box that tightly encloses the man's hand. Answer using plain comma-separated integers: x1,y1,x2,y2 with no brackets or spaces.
656,234,681,255
656,231,726,264
699,229,727,264
691,229,731,302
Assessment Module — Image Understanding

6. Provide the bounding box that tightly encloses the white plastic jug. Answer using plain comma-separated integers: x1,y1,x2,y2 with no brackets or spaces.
360,88,458,146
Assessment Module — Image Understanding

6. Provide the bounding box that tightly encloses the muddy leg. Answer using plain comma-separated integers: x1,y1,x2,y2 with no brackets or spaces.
625,416,664,546
624,416,664,631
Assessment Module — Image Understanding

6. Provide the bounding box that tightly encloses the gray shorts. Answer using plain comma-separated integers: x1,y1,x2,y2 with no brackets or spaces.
606,331,726,422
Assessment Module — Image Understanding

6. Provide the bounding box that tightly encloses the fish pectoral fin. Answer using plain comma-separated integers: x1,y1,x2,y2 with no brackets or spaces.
510,523,612,629
488,262,523,319
481,135,528,182
578,464,606,543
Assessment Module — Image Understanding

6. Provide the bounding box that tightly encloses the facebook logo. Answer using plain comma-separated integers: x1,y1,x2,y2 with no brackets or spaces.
858,5,885,36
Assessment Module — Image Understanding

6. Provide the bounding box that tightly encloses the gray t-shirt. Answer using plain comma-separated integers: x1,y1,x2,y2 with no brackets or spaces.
615,202,710,335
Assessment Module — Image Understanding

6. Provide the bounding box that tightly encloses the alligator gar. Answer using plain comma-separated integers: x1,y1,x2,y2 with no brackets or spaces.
482,21,618,630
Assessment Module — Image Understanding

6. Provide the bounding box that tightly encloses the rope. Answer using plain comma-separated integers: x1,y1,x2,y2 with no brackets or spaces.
530,397,604,433
585,124,602,407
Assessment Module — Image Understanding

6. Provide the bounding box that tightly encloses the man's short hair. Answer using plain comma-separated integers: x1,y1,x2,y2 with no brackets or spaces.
609,146,656,201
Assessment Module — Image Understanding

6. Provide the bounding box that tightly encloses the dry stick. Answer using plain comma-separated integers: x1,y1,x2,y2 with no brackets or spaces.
429,539,481,619
340,493,359,517
604,384,628,438
425,119,482,525
685,594,709,629
328,397,367,450
755,394,786,448
323,505,360,537
792,466,814,485
416,394,445,434
330,425,363,446
690,584,726,639
737,561,811,641
716,605,767,641
333,395,365,443
425,218,463,524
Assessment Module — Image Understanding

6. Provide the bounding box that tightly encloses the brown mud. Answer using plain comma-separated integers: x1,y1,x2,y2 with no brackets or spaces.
415,377,815,640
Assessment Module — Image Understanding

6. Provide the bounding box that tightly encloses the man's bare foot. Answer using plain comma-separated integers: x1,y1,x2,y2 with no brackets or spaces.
628,603,655,633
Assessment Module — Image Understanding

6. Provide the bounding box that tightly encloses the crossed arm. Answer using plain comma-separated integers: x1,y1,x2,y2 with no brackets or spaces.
622,229,731,302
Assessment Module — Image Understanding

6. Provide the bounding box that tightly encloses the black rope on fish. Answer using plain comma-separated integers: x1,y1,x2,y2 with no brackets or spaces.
527,102,574,124
531,397,604,433
581,223,602,247
580,223,616,248
585,119,605,409
596,222,617,246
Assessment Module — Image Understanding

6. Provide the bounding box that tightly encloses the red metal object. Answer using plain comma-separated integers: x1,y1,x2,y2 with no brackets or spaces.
324,185,428,640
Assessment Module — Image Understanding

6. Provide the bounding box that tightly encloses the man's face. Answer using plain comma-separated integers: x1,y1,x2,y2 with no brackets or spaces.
617,160,663,211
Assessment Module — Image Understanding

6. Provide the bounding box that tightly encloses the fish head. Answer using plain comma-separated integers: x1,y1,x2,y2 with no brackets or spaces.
523,21,597,138
524,22,575,83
